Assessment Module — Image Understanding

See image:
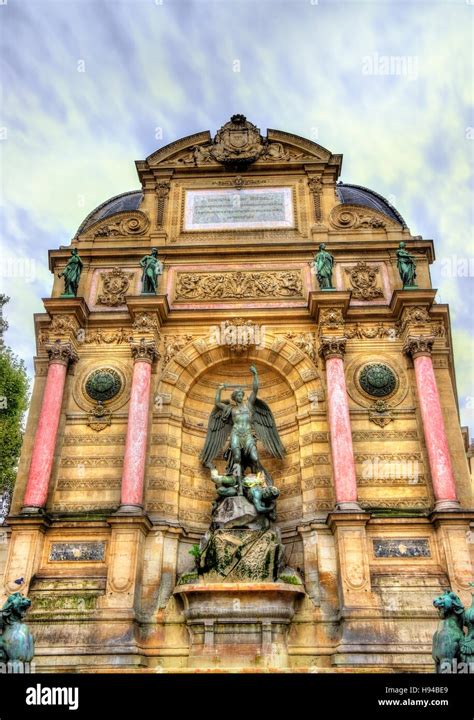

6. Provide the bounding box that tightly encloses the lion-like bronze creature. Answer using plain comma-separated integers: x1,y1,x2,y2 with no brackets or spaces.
0,592,35,663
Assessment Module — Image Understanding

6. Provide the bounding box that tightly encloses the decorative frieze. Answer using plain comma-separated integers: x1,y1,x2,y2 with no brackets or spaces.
60,456,123,467
352,430,418,441
175,269,304,301
63,434,126,445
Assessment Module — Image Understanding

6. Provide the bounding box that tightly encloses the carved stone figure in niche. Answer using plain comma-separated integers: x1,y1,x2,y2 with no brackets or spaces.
140,247,163,294
313,243,334,290
58,249,83,297
396,242,417,288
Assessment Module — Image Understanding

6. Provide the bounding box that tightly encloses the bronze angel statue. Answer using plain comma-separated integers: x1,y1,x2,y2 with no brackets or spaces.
200,365,285,491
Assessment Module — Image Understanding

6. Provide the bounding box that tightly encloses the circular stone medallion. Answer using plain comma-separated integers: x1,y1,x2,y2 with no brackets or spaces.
85,368,122,402
358,363,397,398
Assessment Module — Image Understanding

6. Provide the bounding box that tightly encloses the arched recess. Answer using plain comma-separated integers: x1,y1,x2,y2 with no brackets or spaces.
146,332,333,531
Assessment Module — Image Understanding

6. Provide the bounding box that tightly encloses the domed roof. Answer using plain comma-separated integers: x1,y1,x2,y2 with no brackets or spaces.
75,190,143,236
336,183,406,227
74,181,406,237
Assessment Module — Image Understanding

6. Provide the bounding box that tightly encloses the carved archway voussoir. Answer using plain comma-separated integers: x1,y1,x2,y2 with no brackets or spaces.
155,332,323,415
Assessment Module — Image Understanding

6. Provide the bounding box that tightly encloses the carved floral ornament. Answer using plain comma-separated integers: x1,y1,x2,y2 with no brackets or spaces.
329,204,398,230
90,211,150,238
319,308,345,330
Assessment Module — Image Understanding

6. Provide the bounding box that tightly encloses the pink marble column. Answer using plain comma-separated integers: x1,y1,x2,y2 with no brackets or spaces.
119,339,158,512
22,341,77,512
404,336,460,510
319,337,361,511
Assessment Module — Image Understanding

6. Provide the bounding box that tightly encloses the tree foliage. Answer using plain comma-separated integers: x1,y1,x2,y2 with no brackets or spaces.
0,347,29,494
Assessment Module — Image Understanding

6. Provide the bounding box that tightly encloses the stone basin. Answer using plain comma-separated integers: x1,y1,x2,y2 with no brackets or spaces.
174,581,305,669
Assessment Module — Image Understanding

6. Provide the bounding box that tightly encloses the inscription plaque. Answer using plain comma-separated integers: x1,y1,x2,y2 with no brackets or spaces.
184,187,294,231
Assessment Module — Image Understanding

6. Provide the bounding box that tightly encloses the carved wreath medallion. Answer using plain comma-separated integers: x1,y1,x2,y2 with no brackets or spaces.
358,363,397,398
85,368,122,402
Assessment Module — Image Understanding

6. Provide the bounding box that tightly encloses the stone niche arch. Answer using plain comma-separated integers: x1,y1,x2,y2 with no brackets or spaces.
147,332,333,531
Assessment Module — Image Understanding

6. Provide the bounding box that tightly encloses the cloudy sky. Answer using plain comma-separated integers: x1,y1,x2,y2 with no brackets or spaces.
0,0,473,426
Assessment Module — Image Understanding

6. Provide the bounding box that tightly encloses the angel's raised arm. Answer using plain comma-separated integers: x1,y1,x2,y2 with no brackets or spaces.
215,383,228,410
249,365,259,406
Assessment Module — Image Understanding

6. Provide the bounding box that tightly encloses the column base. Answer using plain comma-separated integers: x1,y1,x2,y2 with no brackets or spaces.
115,504,144,515
335,501,362,512
20,506,45,515
434,499,461,512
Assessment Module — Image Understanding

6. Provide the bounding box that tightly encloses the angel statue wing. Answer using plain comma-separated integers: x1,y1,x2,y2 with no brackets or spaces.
252,398,285,459
200,404,232,467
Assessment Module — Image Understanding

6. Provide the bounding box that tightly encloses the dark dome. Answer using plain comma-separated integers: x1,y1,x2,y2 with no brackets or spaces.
75,190,143,236
336,183,406,227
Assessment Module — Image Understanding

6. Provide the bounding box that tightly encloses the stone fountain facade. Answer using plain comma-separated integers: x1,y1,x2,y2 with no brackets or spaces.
1,116,473,672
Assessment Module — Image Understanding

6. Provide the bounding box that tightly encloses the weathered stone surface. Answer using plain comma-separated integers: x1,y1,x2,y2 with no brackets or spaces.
212,496,258,529
199,527,284,582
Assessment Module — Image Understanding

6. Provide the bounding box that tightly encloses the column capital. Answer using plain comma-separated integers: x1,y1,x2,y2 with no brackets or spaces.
403,335,435,359
130,338,159,364
318,335,347,360
44,340,78,366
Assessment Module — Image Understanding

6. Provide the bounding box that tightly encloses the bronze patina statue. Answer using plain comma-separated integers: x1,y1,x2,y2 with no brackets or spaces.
313,243,334,290
140,247,163,294
0,592,34,664
201,364,285,489
58,248,83,297
396,241,417,288
432,586,474,672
